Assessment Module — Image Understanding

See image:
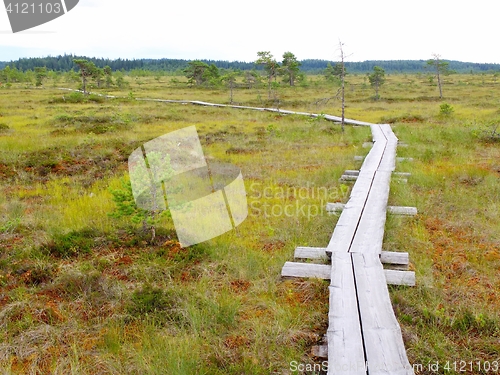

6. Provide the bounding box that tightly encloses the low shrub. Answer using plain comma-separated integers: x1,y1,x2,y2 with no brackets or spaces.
49,91,106,104
127,284,186,326
439,103,454,116
381,114,425,124
42,227,99,257
52,113,131,134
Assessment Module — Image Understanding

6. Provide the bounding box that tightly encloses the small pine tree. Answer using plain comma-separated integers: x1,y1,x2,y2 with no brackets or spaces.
281,51,301,86
222,70,240,104
73,59,97,94
324,62,343,83
368,66,386,100
439,103,454,116
109,151,180,243
34,67,47,87
104,66,113,88
109,178,169,243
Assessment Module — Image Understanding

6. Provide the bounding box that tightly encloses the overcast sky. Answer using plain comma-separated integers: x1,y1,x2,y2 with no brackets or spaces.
1,0,499,63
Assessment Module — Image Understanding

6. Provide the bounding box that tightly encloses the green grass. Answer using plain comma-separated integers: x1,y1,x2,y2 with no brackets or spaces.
0,73,499,374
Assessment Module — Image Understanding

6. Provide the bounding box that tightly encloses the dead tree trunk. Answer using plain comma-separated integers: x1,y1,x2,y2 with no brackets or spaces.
339,40,346,132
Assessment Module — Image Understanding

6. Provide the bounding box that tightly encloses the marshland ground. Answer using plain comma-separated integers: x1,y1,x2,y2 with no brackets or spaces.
0,72,499,374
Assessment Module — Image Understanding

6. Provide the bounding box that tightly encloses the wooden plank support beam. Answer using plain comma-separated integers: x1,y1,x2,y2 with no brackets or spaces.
339,174,358,182
311,345,328,358
344,170,360,176
325,202,346,212
294,246,331,260
281,262,415,286
294,246,409,266
394,172,411,177
340,169,411,180
326,203,417,216
281,262,331,279
384,269,416,285
397,157,414,162
380,251,409,265
394,178,408,184
387,206,418,216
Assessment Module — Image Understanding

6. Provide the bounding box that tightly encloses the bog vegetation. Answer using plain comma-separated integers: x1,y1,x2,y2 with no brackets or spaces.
0,58,499,374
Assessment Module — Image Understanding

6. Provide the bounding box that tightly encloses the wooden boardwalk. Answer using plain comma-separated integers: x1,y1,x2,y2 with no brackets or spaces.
282,124,416,375
326,126,414,375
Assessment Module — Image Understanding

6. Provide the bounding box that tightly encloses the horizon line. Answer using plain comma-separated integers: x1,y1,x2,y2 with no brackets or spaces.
2,54,500,66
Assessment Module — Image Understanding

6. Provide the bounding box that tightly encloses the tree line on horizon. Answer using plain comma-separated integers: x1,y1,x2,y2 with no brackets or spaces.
2,54,500,74
0,52,490,106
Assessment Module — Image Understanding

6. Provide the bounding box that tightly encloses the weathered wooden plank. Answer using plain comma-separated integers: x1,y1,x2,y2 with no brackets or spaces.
339,174,358,182
325,202,345,212
394,172,411,177
275,109,295,114
396,157,414,162
348,173,376,199
327,177,371,246
378,142,398,173
387,206,418,216
282,261,415,286
394,178,408,184
312,345,328,358
294,246,330,260
281,262,331,279
327,203,417,217
351,253,415,375
228,104,266,111
379,129,397,158
324,114,373,127
295,247,409,266
323,114,342,122
344,170,360,176
190,100,226,107
326,205,365,253
327,252,366,375
348,171,392,255
379,148,397,172
380,123,398,140
380,251,409,265
385,269,415,286
360,142,386,172
370,124,386,143
328,173,389,254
